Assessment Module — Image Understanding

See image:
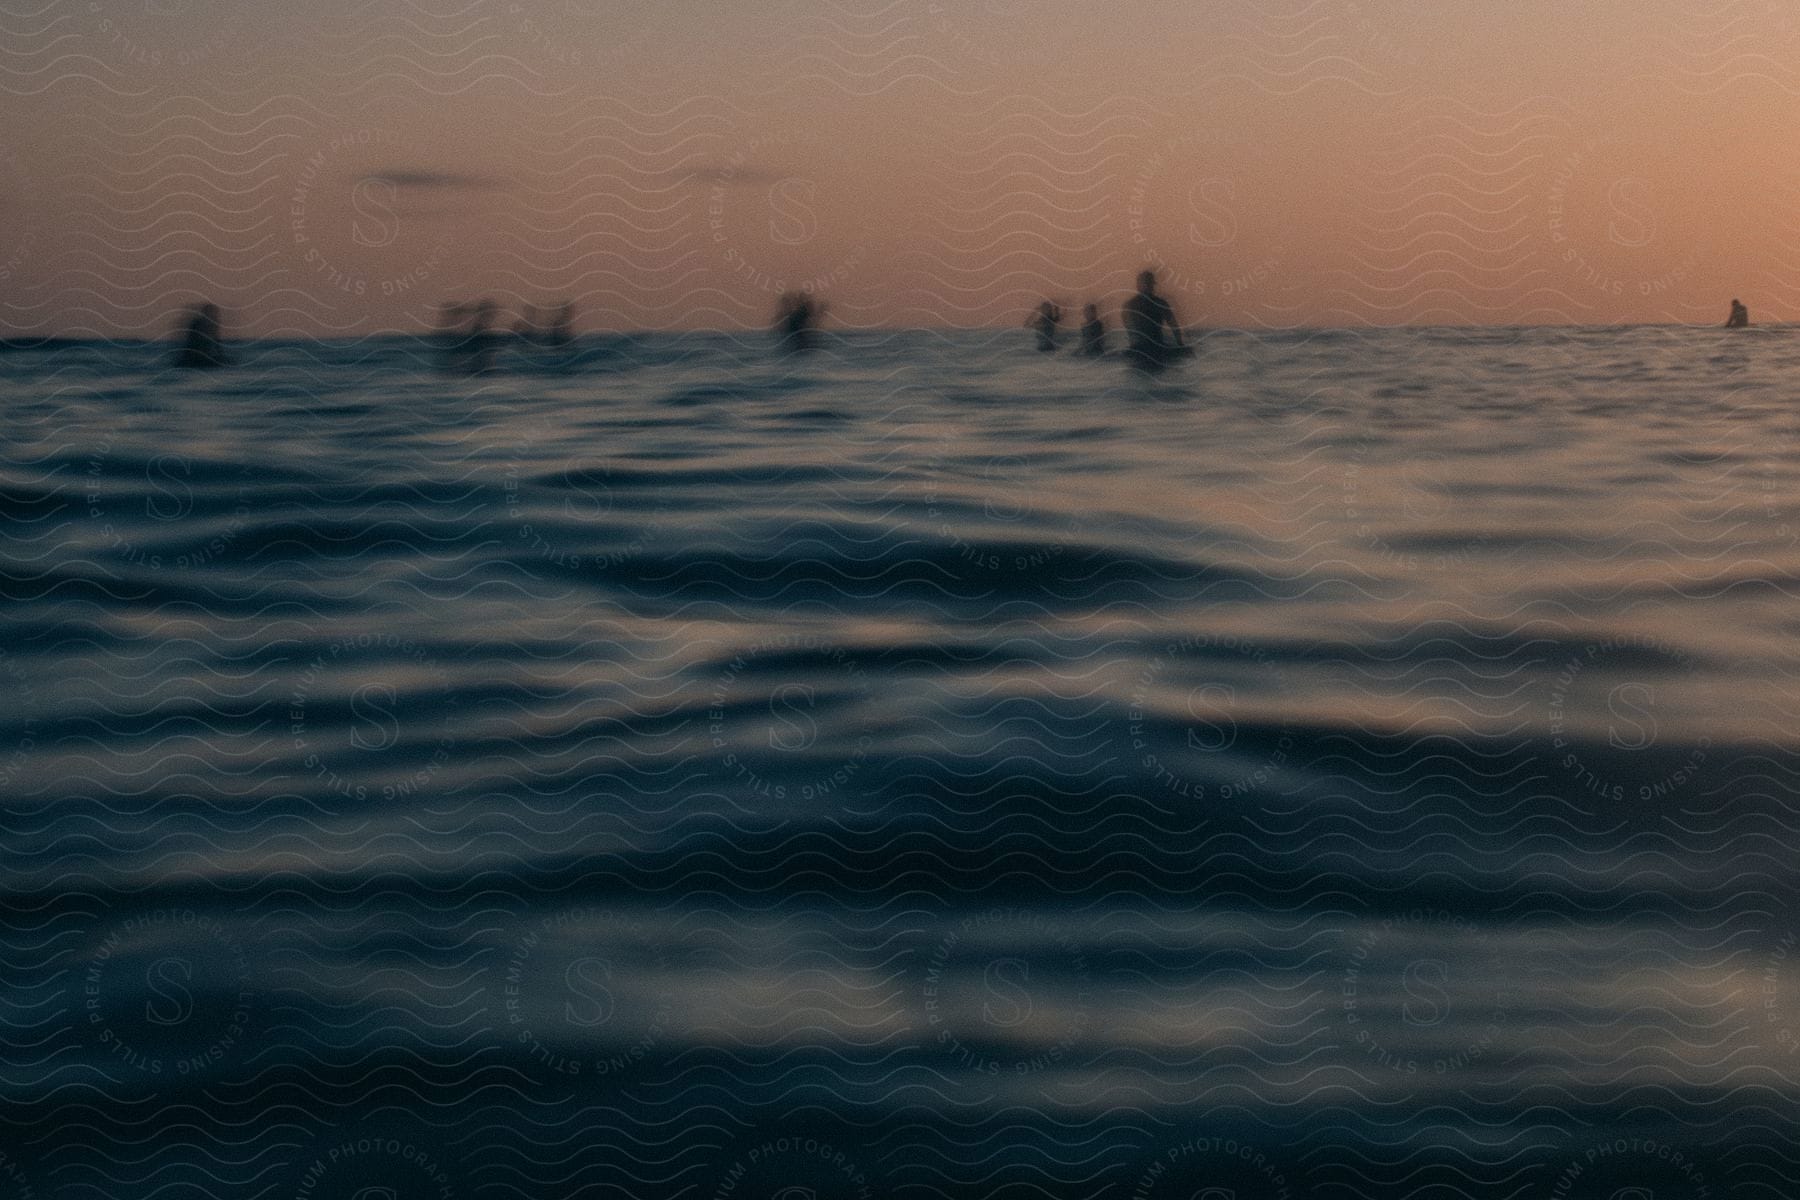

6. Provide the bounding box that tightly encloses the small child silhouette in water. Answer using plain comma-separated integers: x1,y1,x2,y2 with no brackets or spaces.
1726,299,1749,328
1028,300,1062,351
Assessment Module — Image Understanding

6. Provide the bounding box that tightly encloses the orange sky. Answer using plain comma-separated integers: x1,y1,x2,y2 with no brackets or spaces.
1,0,1795,336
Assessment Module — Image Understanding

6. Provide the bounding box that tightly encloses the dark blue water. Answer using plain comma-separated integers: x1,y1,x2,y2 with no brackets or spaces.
3,327,1798,1198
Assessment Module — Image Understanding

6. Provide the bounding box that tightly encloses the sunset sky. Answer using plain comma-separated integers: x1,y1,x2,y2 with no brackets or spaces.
1,0,1794,336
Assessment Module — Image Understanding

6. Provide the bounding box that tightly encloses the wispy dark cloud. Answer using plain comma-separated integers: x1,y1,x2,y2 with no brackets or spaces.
357,169,505,191
681,164,792,187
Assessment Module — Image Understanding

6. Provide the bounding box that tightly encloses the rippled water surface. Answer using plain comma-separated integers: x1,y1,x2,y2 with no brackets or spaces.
4,327,1800,1197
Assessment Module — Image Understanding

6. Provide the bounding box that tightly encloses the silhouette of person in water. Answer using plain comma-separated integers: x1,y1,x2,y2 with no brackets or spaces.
439,299,501,373
1078,303,1106,357
775,290,824,352
174,302,227,369
1028,300,1062,351
1726,298,1750,328
545,301,575,348
464,299,500,372
1121,269,1187,370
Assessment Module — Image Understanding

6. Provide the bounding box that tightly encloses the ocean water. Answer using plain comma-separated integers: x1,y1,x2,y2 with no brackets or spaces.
3,326,1799,1198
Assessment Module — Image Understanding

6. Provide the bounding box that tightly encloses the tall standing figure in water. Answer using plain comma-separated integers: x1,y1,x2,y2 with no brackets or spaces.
174,302,228,369
1121,270,1187,370
1078,303,1106,357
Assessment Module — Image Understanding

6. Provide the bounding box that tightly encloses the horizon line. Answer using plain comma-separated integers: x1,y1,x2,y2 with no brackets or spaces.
2,320,1781,345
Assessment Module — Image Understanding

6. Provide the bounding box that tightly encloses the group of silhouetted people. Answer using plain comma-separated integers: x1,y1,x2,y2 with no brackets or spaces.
167,279,1762,373
166,272,1193,375
167,298,579,373
436,299,501,373
1027,271,1193,370
512,302,576,348
765,270,1194,370
439,299,575,373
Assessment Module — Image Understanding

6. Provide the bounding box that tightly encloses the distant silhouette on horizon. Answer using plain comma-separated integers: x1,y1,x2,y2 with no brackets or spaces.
173,302,227,369
510,301,576,348
775,291,824,353
1028,300,1062,352
1726,298,1750,328
1121,270,1189,370
1078,303,1106,357
545,301,575,348
439,298,501,373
